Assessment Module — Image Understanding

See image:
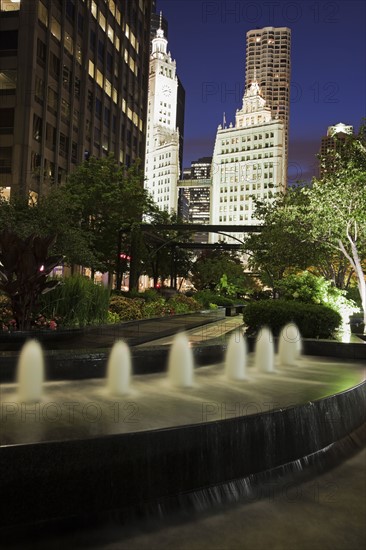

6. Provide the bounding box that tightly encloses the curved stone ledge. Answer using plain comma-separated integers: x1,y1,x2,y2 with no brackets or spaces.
0,378,365,527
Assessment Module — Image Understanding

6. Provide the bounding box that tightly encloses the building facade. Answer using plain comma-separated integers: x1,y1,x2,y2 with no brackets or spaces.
0,0,152,198
178,156,211,242
144,18,180,213
149,8,185,177
319,122,353,176
210,80,285,243
245,27,291,181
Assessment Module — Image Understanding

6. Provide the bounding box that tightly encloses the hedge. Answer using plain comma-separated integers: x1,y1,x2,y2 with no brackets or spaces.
243,299,342,339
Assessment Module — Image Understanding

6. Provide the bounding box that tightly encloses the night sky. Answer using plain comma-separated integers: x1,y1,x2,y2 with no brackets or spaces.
157,0,366,182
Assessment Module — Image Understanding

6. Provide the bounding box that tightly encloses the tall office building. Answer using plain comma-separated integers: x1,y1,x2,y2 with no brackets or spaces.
319,122,353,176
245,27,291,181
144,17,180,213
0,0,152,198
178,156,211,241
210,80,285,243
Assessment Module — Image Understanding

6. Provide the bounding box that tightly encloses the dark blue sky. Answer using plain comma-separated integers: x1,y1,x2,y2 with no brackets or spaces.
157,0,366,182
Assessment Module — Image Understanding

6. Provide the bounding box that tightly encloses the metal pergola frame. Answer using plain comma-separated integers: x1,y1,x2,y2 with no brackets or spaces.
116,223,263,290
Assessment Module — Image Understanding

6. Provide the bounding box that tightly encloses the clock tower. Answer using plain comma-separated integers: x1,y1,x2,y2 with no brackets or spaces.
144,14,180,213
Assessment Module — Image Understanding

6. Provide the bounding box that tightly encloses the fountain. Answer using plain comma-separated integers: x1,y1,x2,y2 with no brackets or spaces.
0,325,365,530
16,339,44,403
254,326,275,373
106,340,131,396
167,331,194,388
278,323,301,366
224,331,248,380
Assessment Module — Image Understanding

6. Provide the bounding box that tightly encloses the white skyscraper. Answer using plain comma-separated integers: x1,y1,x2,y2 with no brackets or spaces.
144,17,180,213
210,79,285,243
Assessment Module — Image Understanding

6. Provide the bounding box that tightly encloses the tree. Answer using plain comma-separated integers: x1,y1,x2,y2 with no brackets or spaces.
305,125,366,330
242,186,321,292
191,250,251,295
136,210,194,289
62,155,154,276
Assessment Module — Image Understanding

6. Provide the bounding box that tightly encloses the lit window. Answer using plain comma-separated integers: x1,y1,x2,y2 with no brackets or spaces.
107,25,114,42
104,78,112,97
38,2,48,27
108,0,116,16
91,1,97,19
96,69,103,88
115,36,120,51
112,87,117,103
51,17,61,41
88,60,95,78
64,32,74,55
116,8,121,25
99,12,106,32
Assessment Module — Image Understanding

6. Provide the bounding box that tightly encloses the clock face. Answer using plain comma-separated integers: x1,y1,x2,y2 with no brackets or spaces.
162,84,172,97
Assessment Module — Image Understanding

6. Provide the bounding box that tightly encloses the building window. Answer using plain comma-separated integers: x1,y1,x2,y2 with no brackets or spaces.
38,2,48,27
0,147,12,174
91,1,97,19
0,108,14,134
61,99,70,123
46,123,56,151
36,39,46,65
33,114,42,142
34,75,44,104
59,133,69,157
95,98,102,118
47,87,58,115
64,32,74,56
50,17,61,41
50,53,60,80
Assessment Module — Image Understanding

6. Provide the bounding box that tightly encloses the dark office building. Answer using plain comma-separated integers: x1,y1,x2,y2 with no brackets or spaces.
178,156,212,242
0,0,152,198
319,122,353,176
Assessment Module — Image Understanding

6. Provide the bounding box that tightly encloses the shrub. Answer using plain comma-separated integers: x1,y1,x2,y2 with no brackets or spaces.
142,298,171,318
39,276,110,328
167,293,202,314
243,299,342,339
109,295,144,321
194,290,235,308
0,294,15,331
276,271,357,319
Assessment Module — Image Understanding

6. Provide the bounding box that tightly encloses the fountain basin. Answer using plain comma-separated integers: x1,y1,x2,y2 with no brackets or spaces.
1,350,365,528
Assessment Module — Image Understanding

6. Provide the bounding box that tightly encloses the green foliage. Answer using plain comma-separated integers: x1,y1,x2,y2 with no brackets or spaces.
107,292,202,321
306,122,366,329
277,271,358,319
0,293,14,331
107,310,121,324
243,299,342,338
39,276,110,328
243,186,320,288
191,250,251,295
193,290,235,307
142,298,171,318
167,293,202,314
0,229,62,330
109,295,144,321
64,155,153,273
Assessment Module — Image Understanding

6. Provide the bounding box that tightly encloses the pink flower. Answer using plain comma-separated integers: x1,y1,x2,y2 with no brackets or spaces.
49,320,57,330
